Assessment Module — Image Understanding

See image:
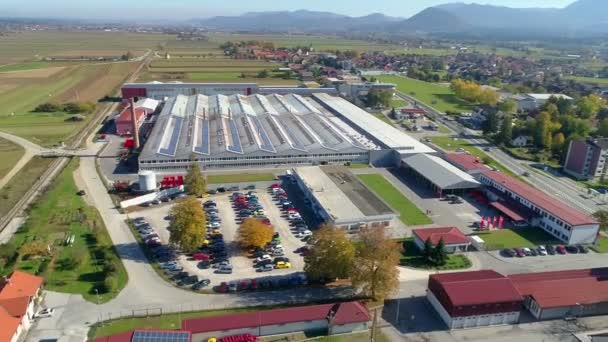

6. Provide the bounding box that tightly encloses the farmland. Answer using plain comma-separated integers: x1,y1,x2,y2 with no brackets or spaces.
376,75,474,113
0,30,170,64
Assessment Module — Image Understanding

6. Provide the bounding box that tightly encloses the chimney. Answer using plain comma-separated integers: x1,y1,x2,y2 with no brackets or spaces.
130,98,140,149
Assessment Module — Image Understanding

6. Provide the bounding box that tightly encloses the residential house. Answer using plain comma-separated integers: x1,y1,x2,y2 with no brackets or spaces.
511,135,531,147
0,271,44,342
413,227,471,253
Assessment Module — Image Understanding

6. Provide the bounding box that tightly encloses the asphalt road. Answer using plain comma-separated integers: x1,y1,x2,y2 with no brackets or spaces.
396,91,602,215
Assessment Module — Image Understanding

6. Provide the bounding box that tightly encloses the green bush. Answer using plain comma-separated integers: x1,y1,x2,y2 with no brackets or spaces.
103,275,118,293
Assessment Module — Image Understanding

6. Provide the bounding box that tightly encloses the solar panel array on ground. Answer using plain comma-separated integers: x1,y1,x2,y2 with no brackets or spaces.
131,331,190,342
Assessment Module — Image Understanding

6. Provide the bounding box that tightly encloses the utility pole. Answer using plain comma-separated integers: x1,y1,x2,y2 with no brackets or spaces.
370,307,379,342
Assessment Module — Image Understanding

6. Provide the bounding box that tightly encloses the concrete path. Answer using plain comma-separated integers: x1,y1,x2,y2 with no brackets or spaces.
0,131,45,189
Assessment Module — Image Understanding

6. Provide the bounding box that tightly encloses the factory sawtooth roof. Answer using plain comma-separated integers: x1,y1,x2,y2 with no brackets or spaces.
140,93,380,161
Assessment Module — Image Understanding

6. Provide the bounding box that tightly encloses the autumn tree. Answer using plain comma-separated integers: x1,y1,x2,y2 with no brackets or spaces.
450,79,499,106
184,162,206,197
304,225,355,280
551,133,566,156
577,95,606,119
238,218,274,249
170,196,206,253
351,228,400,301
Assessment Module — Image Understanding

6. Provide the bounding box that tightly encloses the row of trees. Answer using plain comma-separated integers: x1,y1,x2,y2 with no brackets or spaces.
365,89,393,108
304,226,400,301
451,79,500,107
34,101,97,114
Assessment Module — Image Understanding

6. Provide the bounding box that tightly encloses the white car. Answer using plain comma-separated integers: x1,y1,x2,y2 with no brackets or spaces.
288,214,301,220
36,308,55,318
538,245,548,256
255,255,272,263
295,230,312,238
206,222,221,229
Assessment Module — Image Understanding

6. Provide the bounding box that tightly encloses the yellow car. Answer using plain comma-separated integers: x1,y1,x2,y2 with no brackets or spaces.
207,338,217,342
202,239,209,246
275,261,291,269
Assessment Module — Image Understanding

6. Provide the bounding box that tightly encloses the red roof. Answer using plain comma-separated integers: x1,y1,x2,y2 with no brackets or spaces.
431,270,522,306
0,306,20,342
116,106,146,124
401,108,426,114
0,271,43,300
413,227,470,245
0,296,30,317
481,170,597,227
509,268,608,309
444,153,490,172
182,302,369,333
489,201,526,222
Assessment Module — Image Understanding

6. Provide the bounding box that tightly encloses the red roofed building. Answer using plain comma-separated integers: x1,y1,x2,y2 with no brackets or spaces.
427,270,523,329
509,268,608,320
479,170,599,245
116,106,147,136
444,153,491,175
0,271,44,342
412,227,471,253
182,302,370,339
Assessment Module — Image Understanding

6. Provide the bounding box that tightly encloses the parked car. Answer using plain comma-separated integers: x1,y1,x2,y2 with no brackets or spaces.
255,255,272,264
35,308,55,318
501,248,515,257
258,264,274,272
521,247,532,256
556,245,567,254
529,248,538,256
215,266,233,274
273,257,290,264
275,261,291,269
546,245,556,255
228,186,240,192
577,244,589,254
197,260,211,269
217,187,226,193
537,245,548,256
192,279,211,291
193,253,211,261
178,275,199,287
207,189,218,195
245,185,256,190
565,245,579,254
295,230,312,239
514,248,525,257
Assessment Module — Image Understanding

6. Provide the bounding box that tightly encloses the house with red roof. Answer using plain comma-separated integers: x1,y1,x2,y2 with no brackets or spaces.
479,170,599,245
115,98,159,136
0,271,44,342
182,301,370,339
427,270,523,329
412,227,471,253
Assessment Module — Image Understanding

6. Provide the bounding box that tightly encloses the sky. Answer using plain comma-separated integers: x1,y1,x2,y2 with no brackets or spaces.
0,0,578,20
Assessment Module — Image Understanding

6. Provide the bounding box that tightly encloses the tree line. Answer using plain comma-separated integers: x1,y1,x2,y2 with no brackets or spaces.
34,101,97,114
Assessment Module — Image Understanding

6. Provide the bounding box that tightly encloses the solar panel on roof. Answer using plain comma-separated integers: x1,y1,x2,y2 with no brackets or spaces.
227,120,243,154
132,331,190,342
251,116,276,153
158,116,183,156
193,119,210,155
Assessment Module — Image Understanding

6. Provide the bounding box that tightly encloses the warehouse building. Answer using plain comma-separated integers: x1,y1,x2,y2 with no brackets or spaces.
400,154,481,197
293,166,397,232
138,91,435,171
510,268,608,321
427,270,523,329
479,170,599,245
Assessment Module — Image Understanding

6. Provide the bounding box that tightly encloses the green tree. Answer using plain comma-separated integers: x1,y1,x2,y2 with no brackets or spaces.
593,210,608,232
577,95,606,119
366,89,392,108
184,162,206,197
170,196,206,253
423,237,434,263
433,238,448,266
257,69,269,78
304,225,355,280
483,111,500,134
238,218,274,249
351,228,400,301
497,113,513,145
534,112,551,149
498,99,517,114
598,118,608,137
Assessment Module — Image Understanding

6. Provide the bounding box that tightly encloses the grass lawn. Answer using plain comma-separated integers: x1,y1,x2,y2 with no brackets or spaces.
0,137,25,179
357,174,432,226
391,98,408,108
399,238,472,270
591,236,608,253
207,173,275,184
473,228,559,250
427,136,519,178
312,332,390,342
0,156,53,217
346,163,370,169
566,76,608,85
376,75,473,113
1,159,127,303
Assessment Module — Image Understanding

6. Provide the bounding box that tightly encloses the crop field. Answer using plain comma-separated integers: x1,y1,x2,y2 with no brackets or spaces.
0,62,139,146
376,75,474,113
207,33,400,52
0,30,170,64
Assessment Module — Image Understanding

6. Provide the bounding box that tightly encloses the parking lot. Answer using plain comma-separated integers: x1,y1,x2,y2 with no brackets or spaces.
129,183,310,290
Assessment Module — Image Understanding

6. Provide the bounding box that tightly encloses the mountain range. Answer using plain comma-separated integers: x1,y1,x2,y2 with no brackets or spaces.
197,0,608,37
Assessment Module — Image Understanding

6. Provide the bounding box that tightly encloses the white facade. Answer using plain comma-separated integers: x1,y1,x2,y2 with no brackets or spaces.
426,290,520,330
413,236,469,253
510,136,530,147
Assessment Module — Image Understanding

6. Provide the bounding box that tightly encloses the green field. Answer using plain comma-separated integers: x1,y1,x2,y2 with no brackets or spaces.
474,228,559,250
427,136,518,177
208,33,400,52
376,75,473,113
0,30,170,64
357,174,432,226
400,238,472,270
591,236,608,253
0,62,61,72
0,157,53,217
567,76,608,85
207,173,276,184
1,159,127,302
0,137,25,180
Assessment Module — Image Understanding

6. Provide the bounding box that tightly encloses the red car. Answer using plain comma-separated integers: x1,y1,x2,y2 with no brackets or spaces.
233,196,247,202
193,253,211,261
269,184,281,189
514,248,525,257
287,208,298,213
556,245,567,254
